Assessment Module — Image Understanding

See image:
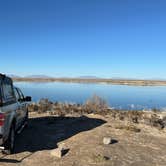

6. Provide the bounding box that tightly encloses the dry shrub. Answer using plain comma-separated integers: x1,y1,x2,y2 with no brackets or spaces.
38,98,53,113
152,108,161,113
149,114,165,129
27,103,39,112
91,154,110,163
127,111,144,123
84,95,108,113
115,124,141,133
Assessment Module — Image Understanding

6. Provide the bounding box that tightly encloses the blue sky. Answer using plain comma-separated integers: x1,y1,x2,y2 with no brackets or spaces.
0,0,166,78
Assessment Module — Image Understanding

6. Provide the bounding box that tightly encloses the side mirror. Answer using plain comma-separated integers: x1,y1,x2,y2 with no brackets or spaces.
25,96,32,102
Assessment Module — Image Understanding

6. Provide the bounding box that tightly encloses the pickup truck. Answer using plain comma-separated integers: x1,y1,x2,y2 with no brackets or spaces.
0,74,31,154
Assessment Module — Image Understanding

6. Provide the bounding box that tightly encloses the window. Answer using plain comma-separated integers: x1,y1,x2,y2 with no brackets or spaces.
3,84,14,100
14,88,20,101
14,88,24,102
2,78,15,103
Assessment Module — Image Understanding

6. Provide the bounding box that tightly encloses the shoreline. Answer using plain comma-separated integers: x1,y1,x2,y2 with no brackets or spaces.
12,77,166,86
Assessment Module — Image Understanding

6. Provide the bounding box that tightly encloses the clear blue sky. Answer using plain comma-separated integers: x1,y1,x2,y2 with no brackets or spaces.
0,0,166,79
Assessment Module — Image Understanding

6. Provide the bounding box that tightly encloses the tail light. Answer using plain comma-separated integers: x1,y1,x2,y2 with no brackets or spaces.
0,113,5,126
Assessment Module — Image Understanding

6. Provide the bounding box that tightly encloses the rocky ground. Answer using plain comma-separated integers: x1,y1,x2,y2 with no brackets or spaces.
0,110,166,166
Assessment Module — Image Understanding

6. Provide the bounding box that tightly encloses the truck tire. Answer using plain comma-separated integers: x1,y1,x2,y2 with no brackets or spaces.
3,124,15,155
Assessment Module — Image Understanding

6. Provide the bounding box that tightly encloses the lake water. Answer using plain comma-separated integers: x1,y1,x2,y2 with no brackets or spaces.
14,82,166,110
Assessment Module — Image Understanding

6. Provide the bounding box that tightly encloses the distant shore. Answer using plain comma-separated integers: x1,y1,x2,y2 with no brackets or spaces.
12,77,166,86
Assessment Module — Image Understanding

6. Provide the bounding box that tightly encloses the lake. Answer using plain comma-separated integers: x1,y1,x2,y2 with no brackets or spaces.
14,82,166,110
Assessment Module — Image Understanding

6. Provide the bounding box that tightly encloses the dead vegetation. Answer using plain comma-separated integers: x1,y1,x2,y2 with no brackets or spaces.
115,124,141,133
83,95,108,113
28,95,109,115
27,96,166,130
91,154,110,164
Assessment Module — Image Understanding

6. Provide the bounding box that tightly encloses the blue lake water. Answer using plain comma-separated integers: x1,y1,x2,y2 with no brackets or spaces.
14,82,166,110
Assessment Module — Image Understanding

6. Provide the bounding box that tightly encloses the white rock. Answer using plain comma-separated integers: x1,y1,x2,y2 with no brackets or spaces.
103,137,112,145
58,143,65,150
50,148,63,158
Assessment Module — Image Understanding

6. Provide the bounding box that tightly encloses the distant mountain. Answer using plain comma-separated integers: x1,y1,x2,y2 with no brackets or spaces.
149,78,166,81
111,77,139,80
7,74,21,78
77,76,100,79
25,75,52,79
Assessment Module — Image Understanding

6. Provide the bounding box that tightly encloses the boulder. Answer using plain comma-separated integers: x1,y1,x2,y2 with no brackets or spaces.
50,143,66,158
103,137,112,145
50,148,63,158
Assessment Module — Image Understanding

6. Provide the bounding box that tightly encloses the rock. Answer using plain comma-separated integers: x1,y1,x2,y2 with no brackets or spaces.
58,143,65,150
50,143,66,158
103,137,112,145
50,148,63,158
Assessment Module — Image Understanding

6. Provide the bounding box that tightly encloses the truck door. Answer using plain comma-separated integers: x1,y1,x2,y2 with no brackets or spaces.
1,77,19,134
14,88,27,125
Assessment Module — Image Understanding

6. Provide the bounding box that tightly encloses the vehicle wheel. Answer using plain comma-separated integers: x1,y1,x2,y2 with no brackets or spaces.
3,124,15,155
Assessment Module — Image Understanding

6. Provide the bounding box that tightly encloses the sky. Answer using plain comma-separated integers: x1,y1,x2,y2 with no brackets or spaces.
0,0,166,79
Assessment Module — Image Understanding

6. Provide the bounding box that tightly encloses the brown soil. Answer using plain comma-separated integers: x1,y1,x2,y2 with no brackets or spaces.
0,112,166,166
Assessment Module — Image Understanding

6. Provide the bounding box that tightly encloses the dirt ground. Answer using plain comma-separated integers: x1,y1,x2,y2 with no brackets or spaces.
0,112,166,166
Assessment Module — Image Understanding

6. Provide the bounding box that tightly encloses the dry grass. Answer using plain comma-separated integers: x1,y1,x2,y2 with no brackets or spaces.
91,154,110,163
27,97,166,130
115,124,141,133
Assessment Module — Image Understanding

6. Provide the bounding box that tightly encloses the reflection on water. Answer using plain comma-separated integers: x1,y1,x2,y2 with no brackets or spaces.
14,82,166,110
